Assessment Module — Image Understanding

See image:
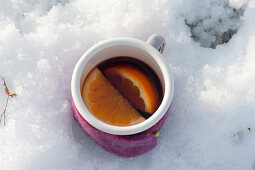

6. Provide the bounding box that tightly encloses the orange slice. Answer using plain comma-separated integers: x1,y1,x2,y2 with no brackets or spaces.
81,67,145,126
101,63,159,114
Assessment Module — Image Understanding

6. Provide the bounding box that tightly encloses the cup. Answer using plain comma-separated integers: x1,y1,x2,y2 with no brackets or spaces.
71,34,174,157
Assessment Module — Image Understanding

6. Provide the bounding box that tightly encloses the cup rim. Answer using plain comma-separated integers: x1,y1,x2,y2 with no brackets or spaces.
71,37,174,135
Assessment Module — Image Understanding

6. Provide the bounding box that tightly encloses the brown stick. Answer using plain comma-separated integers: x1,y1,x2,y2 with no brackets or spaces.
0,76,17,125
0,96,9,125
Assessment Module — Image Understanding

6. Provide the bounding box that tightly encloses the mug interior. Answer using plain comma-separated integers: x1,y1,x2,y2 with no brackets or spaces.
80,45,165,94
72,38,173,135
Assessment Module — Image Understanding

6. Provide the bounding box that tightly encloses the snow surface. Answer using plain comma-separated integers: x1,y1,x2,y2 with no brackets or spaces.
1,0,255,169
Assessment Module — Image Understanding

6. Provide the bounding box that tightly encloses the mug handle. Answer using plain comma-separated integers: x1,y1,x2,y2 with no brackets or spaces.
146,34,166,54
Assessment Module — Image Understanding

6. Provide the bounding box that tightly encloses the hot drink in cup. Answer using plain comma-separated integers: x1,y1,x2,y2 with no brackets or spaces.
81,57,163,126
71,34,174,157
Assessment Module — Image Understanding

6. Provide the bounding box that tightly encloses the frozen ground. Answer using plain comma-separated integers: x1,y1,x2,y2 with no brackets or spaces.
0,0,255,169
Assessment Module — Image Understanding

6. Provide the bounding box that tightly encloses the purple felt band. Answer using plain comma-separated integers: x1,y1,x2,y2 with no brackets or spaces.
71,99,169,157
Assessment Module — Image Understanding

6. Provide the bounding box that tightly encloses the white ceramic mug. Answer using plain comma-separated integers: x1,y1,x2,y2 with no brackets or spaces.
71,34,174,135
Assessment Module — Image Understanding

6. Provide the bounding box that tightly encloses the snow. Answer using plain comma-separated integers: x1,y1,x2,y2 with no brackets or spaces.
0,0,255,169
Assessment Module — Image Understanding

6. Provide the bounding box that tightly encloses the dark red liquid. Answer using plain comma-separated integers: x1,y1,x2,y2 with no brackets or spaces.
98,57,163,119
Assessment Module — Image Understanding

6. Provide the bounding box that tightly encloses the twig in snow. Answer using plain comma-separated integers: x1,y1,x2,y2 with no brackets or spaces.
0,76,17,125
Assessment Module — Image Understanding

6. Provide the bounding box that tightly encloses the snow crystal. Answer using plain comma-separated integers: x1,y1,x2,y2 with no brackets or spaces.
37,58,50,72
1,0,255,169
